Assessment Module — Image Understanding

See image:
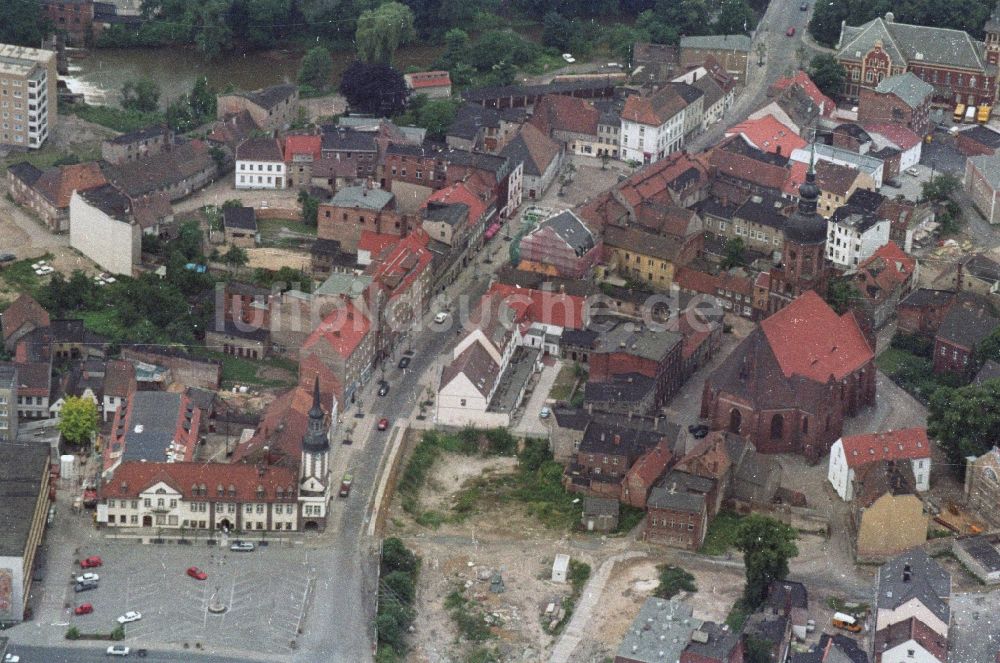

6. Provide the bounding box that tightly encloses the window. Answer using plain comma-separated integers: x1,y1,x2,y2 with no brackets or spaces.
108,499,116,508
144,498,151,507
131,500,138,509
245,504,253,514
460,399,466,406
130,515,138,524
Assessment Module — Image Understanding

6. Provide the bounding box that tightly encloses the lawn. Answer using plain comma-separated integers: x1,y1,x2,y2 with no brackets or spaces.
64,104,165,133
876,346,962,403
699,511,744,556
3,142,103,170
548,362,578,402
192,349,298,389
875,348,911,376
0,254,51,298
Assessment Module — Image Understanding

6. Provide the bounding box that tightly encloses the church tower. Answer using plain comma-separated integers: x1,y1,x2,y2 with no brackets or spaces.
299,377,331,530
986,2,1000,68
768,147,830,313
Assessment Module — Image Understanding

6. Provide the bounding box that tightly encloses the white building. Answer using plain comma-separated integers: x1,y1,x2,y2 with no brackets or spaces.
235,136,286,190
69,185,141,277
826,206,891,268
828,428,931,501
791,143,885,188
0,44,56,150
864,123,923,174
619,86,688,164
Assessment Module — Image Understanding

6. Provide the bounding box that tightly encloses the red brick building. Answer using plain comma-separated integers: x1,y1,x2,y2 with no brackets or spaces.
587,319,684,411
621,439,674,509
221,282,273,330
566,422,668,500
41,0,95,45
317,184,410,253
857,72,935,136
896,289,957,337
644,470,713,550
933,297,1000,377
956,125,1000,157
701,291,876,461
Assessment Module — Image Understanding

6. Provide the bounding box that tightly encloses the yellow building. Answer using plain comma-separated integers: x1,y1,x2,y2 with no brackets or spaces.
853,461,927,562
605,225,688,290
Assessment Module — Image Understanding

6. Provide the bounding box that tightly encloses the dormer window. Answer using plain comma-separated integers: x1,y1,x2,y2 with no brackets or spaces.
199,483,207,496
256,485,265,499
217,484,224,497
228,484,236,497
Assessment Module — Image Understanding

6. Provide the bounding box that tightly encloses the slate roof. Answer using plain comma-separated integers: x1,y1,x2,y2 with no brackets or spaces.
876,548,951,625
329,185,393,211
500,123,560,177
874,72,934,109
683,621,741,662
829,206,883,233
236,84,297,110
605,224,683,262
733,192,788,230
967,152,1000,190
668,81,704,105
102,140,213,198
956,535,1000,572
552,407,591,430
122,391,186,462
838,17,988,72
0,442,50,557
646,482,706,513
582,496,619,517
899,288,954,309
223,206,257,231
439,341,498,398
936,297,1000,349
538,210,594,256
108,125,169,145
7,161,42,187
579,420,663,456
77,184,132,223
236,136,284,162
447,104,502,140
692,74,725,109
423,201,467,227
680,34,752,52
584,373,655,404
321,126,378,152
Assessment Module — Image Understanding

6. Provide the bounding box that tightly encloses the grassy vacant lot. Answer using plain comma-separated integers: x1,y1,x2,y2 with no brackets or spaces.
0,254,51,298
191,349,298,389
256,218,316,249
699,511,744,556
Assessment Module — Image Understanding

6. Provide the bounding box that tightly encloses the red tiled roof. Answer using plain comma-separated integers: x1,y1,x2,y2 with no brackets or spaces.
13,361,50,396
367,230,433,297
283,134,322,162
769,71,835,116
674,266,720,295
485,283,586,330
626,439,673,489
1,294,50,342
840,427,930,468
426,181,489,225
709,137,789,191
617,151,710,211
529,94,600,137
863,123,922,151
33,162,107,209
784,160,864,198
358,231,399,259
302,301,371,360
99,460,298,502
298,353,343,403
621,86,687,126
856,242,916,297
406,71,451,89
726,114,806,156
102,359,136,399
760,291,874,382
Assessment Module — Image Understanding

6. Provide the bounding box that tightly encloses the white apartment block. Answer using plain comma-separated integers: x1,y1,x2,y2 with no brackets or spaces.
0,44,56,150
826,208,891,268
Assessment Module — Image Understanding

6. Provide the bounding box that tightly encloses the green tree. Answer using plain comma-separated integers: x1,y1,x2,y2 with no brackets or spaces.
59,396,99,446
714,0,755,35
383,570,416,603
408,98,460,140
190,76,216,120
654,565,697,599
439,28,470,70
636,10,679,45
298,46,334,91
721,237,745,269
542,11,576,52
222,245,249,269
194,0,233,58
604,24,641,64
825,278,860,315
166,96,195,132
382,537,419,575
0,0,52,47
339,61,409,115
744,636,773,663
808,54,846,98
975,327,1000,368
299,189,320,226
355,2,416,64
921,173,961,202
734,515,798,608
929,381,1000,475
120,78,161,112
653,0,709,37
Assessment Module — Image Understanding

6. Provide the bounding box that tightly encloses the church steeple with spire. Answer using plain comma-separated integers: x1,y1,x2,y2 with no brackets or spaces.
986,1,1000,66
298,376,332,529
302,377,329,454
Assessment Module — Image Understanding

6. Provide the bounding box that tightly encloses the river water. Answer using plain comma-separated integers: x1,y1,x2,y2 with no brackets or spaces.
63,44,444,106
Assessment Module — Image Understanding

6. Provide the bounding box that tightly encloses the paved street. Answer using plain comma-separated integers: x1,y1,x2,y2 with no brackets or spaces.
4,646,262,663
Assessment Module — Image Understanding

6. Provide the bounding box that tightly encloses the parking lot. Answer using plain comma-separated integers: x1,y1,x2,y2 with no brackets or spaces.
64,539,314,655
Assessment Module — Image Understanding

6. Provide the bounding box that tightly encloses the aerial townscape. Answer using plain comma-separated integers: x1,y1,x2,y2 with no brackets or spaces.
6,0,1000,661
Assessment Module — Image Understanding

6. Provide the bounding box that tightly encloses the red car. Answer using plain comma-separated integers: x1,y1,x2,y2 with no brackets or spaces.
186,566,208,581
79,556,102,569
377,418,389,431
786,26,796,36
74,603,94,615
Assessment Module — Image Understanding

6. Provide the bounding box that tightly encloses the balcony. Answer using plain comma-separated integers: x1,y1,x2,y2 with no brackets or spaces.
150,505,172,514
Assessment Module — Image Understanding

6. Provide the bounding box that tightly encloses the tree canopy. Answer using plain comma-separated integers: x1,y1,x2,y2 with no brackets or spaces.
298,46,334,91
0,0,52,47
121,78,161,113
339,61,409,115
929,380,1000,475
59,396,99,446
735,515,799,608
809,0,996,47
355,2,416,64
808,54,846,98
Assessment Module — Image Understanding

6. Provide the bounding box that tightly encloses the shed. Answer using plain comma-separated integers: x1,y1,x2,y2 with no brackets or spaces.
581,496,620,532
552,554,570,583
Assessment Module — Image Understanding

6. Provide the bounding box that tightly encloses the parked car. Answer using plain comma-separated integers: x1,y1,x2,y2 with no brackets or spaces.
398,356,411,369
562,53,575,63
688,424,710,439
117,611,142,624
75,603,94,615
433,311,448,324
339,472,353,498
377,418,389,431
75,572,99,583
4,654,20,662
74,579,98,593
799,2,808,9
106,645,130,656
230,541,255,552
906,167,920,176
0,253,15,266
80,556,103,568
377,381,390,397
786,26,796,36
187,566,208,580
540,406,551,419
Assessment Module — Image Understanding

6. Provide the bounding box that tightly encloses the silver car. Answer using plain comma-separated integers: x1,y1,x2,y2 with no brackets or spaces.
230,541,255,552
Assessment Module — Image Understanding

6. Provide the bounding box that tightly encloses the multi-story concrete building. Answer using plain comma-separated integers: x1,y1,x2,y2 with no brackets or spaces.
69,184,141,276
826,205,891,269
0,364,17,442
857,72,935,136
619,86,688,164
965,152,1000,225
0,442,50,624
0,44,57,150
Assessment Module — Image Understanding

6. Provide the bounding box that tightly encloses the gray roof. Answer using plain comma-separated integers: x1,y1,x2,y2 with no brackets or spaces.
956,535,1000,572
975,359,1000,386
0,443,50,557
424,201,468,227
7,161,42,186
236,84,297,110
222,206,256,230
78,184,132,223
320,126,377,153
108,125,168,146
680,34,752,52
669,82,704,105
448,104,502,140
792,144,883,177
683,621,740,662
0,363,15,388
616,599,701,663
838,17,988,72
646,483,705,512
584,373,655,404
582,496,619,517
552,407,591,430
937,298,1000,349
876,548,951,625
539,211,595,256
949,591,1000,663
967,152,1000,190
874,73,934,109
122,391,186,462
692,75,725,108
328,185,393,211
829,206,884,234
900,288,954,309
591,318,682,362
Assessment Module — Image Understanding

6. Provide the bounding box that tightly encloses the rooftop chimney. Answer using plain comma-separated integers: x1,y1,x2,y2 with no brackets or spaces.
613,434,621,446
903,563,912,582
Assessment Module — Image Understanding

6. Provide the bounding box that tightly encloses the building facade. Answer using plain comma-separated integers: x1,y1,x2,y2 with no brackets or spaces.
620,86,687,164
69,185,141,276
0,443,50,624
0,44,56,150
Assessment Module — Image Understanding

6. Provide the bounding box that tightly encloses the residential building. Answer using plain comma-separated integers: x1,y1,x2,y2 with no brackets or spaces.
216,84,299,131
566,421,669,501
1,294,50,353
283,134,322,190
952,534,1000,585
873,550,951,645
222,206,258,248
944,253,1000,297
679,34,751,83
670,82,704,139
6,161,107,233
708,135,791,201
518,210,599,279
791,633,870,663
299,301,375,406
932,297,1000,376
767,70,837,120
437,342,505,428
404,71,452,99
0,442,50,624
720,192,789,254
701,291,875,461
320,126,378,178
790,143,885,188
829,427,932,500
605,225,693,290
690,73,732,132
101,126,172,165
644,472,710,550
101,359,135,423
0,44,56,150
846,242,918,329
235,136,286,190
444,150,522,219
965,152,1000,225
500,123,563,200
40,0,95,45
69,184,141,276
783,160,876,219
0,365,16,441
587,317,684,411
857,72,934,136
445,103,525,153
674,266,756,319
12,360,50,421
864,124,923,178
620,85,688,164
528,94,602,157
205,321,269,361
318,184,405,253
101,139,216,202
897,289,956,337
836,11,997,106
631,41,681,84
102,391,201,476
955,124,1000,157
965,447,1000,529
726,114,806,157
310,238,358,279
826,205,892,269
